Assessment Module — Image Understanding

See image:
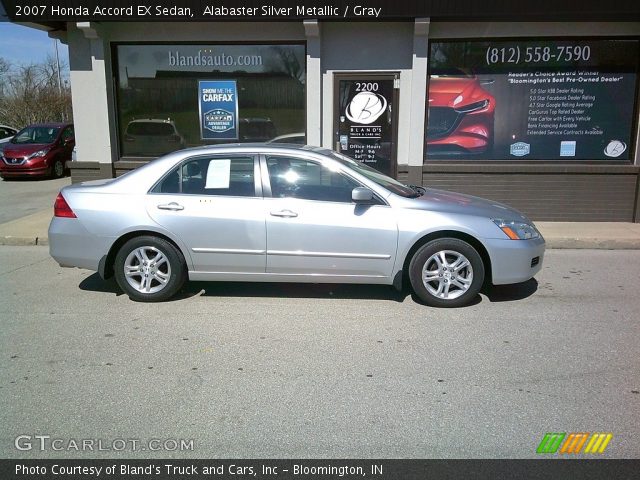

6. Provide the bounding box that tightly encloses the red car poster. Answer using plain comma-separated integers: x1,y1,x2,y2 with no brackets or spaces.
426,39,639,161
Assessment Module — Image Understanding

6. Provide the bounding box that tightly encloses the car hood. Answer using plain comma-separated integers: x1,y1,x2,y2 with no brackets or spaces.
407,188,530,223
2,143,52,156
428,76,487,108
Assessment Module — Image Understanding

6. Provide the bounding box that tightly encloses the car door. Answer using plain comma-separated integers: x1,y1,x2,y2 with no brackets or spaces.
263,154,398,278
59,126,75,160
146,154,266,273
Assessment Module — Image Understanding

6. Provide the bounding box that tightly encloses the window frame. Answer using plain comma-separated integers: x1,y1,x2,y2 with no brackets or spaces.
148,153,262,198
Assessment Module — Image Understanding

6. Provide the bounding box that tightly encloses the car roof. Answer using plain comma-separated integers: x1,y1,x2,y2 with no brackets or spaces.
128,118,175,124
22,123,72,129
179,143,334,156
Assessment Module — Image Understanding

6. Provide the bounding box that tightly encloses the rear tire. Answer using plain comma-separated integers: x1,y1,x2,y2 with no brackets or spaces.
409,238,484,308
114,236,187,302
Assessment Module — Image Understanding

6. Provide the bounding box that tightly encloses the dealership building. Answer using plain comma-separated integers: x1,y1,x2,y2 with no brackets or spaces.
15,2,640,222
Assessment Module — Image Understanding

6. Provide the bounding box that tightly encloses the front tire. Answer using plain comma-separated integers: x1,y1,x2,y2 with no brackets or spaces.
52,158,65,178
114,236,187,302
409,238,484,308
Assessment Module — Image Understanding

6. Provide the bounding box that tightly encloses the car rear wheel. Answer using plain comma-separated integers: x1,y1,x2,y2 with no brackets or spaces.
114,236,186,302
52,159,65,178
409,238,484,308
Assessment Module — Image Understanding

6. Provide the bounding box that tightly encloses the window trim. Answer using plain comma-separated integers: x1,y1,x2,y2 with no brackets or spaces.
148,153,261,198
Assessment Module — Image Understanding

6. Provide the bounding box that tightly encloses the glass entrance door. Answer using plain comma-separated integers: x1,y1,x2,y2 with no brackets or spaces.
334,74,399,177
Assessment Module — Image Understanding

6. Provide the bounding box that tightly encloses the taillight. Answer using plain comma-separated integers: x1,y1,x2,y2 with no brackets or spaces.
54,193,77,218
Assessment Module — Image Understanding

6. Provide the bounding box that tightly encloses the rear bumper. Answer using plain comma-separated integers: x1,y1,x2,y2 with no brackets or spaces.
484,236,545,285
48,217,111,271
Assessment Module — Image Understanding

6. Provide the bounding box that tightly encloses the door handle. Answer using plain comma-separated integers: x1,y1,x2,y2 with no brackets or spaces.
157,202,184,211
270,209,298,218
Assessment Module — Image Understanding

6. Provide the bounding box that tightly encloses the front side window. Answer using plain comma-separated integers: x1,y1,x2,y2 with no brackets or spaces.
61,126,74,141
266,156,361,203
154,156,256,197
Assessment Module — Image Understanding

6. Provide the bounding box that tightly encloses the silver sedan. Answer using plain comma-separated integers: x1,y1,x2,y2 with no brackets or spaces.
49,144,545,307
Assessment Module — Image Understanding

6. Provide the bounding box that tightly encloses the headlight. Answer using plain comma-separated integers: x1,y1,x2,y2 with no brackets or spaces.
28,149,50,159
493,219,540,240
454,99,489,113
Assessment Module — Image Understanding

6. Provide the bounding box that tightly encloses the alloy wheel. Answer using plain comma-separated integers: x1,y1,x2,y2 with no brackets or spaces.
421,250,473,300
123,246,171,294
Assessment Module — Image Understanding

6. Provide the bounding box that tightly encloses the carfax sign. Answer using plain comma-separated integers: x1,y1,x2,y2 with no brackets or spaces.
199,80,239,140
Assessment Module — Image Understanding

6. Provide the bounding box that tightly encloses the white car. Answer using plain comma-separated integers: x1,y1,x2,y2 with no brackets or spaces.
267,133,305,145
0,125,18,152
123,119,185,156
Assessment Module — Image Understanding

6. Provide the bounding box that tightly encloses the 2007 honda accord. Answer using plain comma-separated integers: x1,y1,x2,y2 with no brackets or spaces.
49,144,544,307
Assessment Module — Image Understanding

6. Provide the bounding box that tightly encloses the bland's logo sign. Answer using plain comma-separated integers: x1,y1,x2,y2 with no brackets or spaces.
510,142,530,157
199,80,238,140
604,140,626,158
346,91,388,125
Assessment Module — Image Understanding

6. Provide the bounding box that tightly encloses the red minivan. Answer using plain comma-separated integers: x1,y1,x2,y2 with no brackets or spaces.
0,123,74,179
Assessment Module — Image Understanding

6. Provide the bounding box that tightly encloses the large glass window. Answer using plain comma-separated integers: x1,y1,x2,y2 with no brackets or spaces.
115,44,306,158
425,38,640,161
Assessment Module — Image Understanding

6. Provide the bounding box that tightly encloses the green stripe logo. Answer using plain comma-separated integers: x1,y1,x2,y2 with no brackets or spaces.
537,433,566,454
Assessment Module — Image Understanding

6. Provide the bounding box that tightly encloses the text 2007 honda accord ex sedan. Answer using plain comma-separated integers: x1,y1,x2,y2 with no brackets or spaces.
49,144,544,307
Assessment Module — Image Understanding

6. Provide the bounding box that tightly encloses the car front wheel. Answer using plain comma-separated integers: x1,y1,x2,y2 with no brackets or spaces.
114,236,186,302
52,158,65,178
409,238,485,308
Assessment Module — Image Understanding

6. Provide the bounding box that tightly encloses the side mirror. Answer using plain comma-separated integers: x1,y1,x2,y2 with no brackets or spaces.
352,187,374,203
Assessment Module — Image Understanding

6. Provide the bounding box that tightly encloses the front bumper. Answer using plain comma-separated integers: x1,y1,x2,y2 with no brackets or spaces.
484,236,545,285
0,164,50,177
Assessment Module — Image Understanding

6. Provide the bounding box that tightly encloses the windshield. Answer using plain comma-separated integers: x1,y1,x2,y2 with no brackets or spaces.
11,126,60,145
330,152,419,198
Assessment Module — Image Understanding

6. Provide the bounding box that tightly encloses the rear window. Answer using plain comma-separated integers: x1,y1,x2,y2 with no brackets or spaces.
127,122,175,136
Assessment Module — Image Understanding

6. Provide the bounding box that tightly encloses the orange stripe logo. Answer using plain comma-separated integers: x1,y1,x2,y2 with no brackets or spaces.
537,432,613,454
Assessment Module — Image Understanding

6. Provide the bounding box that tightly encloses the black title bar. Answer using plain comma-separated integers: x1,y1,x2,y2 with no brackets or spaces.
1,0,640,22
2,459,640,480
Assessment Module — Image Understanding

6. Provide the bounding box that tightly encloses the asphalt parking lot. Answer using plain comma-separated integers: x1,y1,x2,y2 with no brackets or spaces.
0,246,638,458
0,177,70,224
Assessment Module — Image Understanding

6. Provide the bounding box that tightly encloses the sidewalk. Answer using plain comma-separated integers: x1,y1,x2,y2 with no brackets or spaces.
0,209,639,249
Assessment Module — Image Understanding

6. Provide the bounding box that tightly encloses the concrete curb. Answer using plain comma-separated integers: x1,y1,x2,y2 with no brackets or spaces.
545,239,640,249
0,236,48,246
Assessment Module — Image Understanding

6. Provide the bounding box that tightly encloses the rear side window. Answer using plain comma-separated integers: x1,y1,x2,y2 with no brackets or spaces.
127,122,175,136
153,156,256,197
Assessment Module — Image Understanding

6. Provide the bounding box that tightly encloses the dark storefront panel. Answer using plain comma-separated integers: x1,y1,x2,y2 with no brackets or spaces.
425,38,640,162
399,165,640,221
